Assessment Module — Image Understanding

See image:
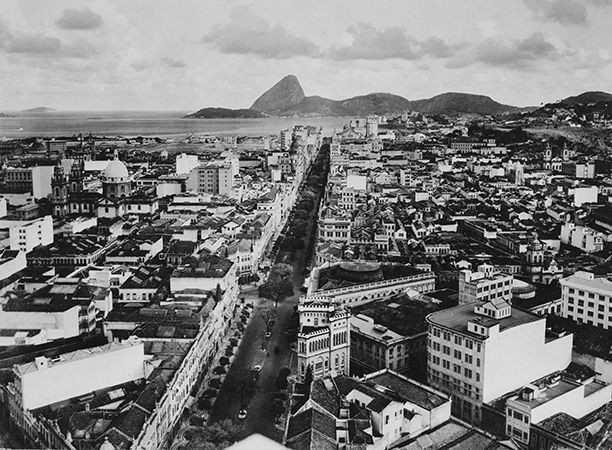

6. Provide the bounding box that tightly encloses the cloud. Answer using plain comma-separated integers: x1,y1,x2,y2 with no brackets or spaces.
0,21,96,59
523,0,589,25
202,6,318,59
56,8,102,30
327,23,463,61
131,57,187,71
162,56,186,68
470,32,564,68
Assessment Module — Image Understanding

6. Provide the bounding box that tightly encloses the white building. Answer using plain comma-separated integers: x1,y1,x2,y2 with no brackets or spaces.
560,271,612,329
10,340,146,410
175,153,200,175
504,374,612,445
573,185,598,207
297,299,351,382
9,215,54,254
560,223,605,253
426,300,573,424
458,264,513,305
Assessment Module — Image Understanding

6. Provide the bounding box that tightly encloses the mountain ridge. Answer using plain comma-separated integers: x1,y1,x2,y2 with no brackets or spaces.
187,75,609,118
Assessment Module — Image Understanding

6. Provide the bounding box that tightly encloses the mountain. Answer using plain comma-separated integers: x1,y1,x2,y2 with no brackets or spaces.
248,76,521,117
558,91,612,106
185,107,265,119
191,75,527,118
22,107,56,114
404,92,522,115
250,74,305,114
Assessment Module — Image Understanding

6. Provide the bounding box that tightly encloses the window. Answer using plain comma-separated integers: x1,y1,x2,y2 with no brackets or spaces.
454,350,462,359
465,354,473,364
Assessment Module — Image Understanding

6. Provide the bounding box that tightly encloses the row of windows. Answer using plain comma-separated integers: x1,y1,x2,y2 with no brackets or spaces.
430,327,482,352
567,296,612,311
567,288,609,303
429,355,481,381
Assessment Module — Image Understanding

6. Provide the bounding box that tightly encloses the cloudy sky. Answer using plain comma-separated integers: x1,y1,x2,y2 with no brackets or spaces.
0,0,611,111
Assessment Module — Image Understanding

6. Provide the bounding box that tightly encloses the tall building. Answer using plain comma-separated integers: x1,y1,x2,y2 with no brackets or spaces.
458,264,513,305
560,271,612,329
9,215,53,254
365,115,379,137
280,129,293,151
426,300,573,424
297,298,350,382
197,163,233,195
514,162,524,186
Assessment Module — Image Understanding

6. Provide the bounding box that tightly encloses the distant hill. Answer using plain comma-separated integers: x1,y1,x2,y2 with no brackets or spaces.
190,75,534,118
22,107,56,113
530,91,612,120
247,76,521,117
404,92,523,115
250,75,305,114
558,91,612,106
184,107,265,119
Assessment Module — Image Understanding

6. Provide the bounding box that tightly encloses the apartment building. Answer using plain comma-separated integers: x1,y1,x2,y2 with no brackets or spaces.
196,163,234,195
560,271,612,329
426,300,573,424
9,215,54,254
458,264,513,305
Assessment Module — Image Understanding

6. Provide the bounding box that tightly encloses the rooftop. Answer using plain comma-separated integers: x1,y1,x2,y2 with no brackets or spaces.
427,301,541,338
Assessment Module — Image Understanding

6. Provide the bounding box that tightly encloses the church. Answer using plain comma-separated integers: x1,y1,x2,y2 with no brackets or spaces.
51,151,131,219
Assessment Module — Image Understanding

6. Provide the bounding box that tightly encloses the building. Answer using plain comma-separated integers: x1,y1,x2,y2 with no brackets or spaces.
349,295,446,377
426,300,573,424
9,215,54,254
196,163,234,195
502,370,612,446
10,340,145,410
560,271,612,329
560,223,605,253
306,262,436,308
285,370,451,450
175,153,200,175
573,185,598,207
297,298,351,382
458,264,513,305
1,166,54,199
97,152,132,219
51,158,100,217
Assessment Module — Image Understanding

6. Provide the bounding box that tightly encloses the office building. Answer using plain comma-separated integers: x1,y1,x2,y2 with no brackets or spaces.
426,300,573,424
560,271,612,329
458,264,513,305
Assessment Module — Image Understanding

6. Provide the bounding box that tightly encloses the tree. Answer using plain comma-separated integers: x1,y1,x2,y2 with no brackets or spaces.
270,398,285,420
227,370,257,410
279,367,291,379
188,419,243,450
276,376,288,391
258,264,294,307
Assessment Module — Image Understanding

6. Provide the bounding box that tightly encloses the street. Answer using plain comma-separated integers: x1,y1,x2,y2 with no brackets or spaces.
207,144,327,441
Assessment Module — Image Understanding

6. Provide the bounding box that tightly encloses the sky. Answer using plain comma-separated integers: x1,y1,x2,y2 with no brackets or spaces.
0,0,611,111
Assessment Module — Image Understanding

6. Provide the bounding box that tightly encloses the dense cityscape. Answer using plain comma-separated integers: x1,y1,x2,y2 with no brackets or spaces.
2,1,612,450
0,100,611,450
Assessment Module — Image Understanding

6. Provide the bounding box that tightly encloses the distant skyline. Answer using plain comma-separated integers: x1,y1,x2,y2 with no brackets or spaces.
1,0,611,111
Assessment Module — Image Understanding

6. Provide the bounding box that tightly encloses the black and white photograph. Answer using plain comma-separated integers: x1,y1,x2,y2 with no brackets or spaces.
1,1,612,449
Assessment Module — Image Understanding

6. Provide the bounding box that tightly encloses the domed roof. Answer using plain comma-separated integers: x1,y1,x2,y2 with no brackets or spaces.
104,158,128,180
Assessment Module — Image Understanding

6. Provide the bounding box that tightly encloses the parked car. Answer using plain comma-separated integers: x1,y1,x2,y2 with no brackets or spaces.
238,409,247,420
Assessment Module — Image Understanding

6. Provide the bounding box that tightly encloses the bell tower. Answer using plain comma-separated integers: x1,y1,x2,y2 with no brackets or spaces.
51,161,69,217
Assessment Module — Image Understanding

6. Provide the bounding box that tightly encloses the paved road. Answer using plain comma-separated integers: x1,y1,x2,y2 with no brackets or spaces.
208,293,297,440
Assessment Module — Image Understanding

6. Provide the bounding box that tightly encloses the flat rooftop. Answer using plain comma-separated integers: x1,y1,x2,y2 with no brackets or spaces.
427,302,541,338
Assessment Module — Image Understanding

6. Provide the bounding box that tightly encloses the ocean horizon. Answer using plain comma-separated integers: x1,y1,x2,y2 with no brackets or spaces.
0,111,349,139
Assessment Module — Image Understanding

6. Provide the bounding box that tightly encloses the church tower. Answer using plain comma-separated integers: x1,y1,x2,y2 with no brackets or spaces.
51,161,69,217
544,143,552,170
69,157,84,194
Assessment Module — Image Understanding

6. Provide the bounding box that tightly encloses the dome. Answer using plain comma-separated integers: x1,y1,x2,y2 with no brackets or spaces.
512,279,536,300
103,159,129,180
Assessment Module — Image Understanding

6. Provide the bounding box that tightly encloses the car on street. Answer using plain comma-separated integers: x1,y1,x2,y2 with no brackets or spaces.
252,364,262,372
265,330,272,338
238,409,247,419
